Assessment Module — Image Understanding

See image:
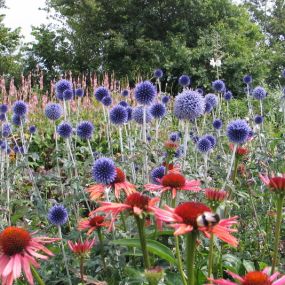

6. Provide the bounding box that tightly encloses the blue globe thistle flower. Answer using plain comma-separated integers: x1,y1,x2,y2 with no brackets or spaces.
48,204,68,226
109,105,128,125
55,79,72,100
134,81,156,105
252,86,267,100
132,106,153,124
13,145,19,153
57,121,73,139
0,113,6,121
153,68,163,79
0,141,7,150
213,119,223,129
226,119,250,144
121,89,129,97
126,106,133,122
118,101,128,108
204,102,213,113
13,100,27,117
197,137,212,153
63,89,73,101
223,90,233,101
6,147,11,154
92,157,116,184
205,93,218,108
178,75,191,87
161,95,170,104
169,132,179,142
192,135,199,144
149,102,166,119
204,134,216,148
45,103,63,121
102,96,112,107
75,88,84,97
196,88,204,95
175,147,183,158
12,114,23,126
212,80,225,92
174,90,205,120
147,135,152,142
150,166,165,184
19,146,24,154
243,75,252,84
2,123,11,137
0,104,8,113
94,86,109,102
254,115,264,124
76,121,94,140
29,125,37,134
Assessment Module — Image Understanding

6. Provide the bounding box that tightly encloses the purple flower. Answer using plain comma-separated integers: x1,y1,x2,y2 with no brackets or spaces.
178,75,191,87
56,79,72,100
149,103,166,119
76,121,94,139
48,204,68,226
134,81,156,105
226,119,250,144
132,106,153,124
153,68,163,79
92,157,116,184
94,87,109,102
13,100,28,117
212,80,225,92
109,105,128,125
252,86,267,100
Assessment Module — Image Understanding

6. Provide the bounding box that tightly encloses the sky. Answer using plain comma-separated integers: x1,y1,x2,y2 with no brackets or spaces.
1,0,51,42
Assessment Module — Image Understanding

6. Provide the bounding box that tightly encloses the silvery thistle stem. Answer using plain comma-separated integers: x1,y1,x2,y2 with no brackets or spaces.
182,120,189,170
5,139,11,225
204,154,209,188
87,139,94,161
119,126,124,162
222,143,237,191
143,106,149,183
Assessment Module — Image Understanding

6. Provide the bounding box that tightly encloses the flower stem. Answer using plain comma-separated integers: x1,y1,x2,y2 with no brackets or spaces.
136,216,151,269
97,228,107,270
31,265,45,285
208,233,214,280
271,195,284,274
80,257,85,284
186,231,198,285
175,236,187,285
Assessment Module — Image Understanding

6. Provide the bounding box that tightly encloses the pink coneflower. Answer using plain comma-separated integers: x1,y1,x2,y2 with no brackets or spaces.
150,202,238,246
260,173,285,194
93,192,159,218
68,239,95,257
205,188,228,202
209,268,285,285
0,226,59,285
78,215,111,235
145,172,201,198
87,168,136,201
230,143,249,157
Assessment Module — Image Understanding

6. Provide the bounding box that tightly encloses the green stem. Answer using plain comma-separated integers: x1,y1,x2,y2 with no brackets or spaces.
97,228,107,270
136,216,151,269
80,257,85,284
175,236,187,285
208,233,214,280
231,156,239,186
31,265,45,285
186,231,198,285
271,195,284,274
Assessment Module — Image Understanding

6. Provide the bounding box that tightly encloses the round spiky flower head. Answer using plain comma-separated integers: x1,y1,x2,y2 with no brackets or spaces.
196,88,204,95
204,102,213,114
48,204,68,226
0,104,8,113
45,103,63,121
102,96,112,107
57,121,73,139
2,123,11,137
178,74,191,87
254,115,264,125
212,80,225,92
76,121,94,140
213,118,223,130
149,102,166,119
12,114,25,126
226,119,251,144
243,74,252,84
204,134,216,148
132,106,153,124
121,89,129,97
75,88,84,97
223,90,233,101
205,93,218,108
126,106,133,121
94,86,109,102
0,113,5,121
169,132,179,142
29,125,37,134
252,86,267,100
134,81,156,105
174,90,205,120
162,95,170,104
109,105,128,125
197,136,212,153
118,101,128,108
205,188,227,203
63,89,73,101
56,79,72,100
92,157,116,185
154,68,163,79
13,100,27,117
150,166,166,184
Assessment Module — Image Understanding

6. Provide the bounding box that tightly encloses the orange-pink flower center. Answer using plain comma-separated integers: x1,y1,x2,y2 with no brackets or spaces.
113,168,126,183
89,216,105,227
0,226,31,256
161,173,186,188
174,202,211,229
243,271,271,285
125,193,150,210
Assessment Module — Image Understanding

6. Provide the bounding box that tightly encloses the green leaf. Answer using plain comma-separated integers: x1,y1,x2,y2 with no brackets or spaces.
111,238,177,265
243,260,255,272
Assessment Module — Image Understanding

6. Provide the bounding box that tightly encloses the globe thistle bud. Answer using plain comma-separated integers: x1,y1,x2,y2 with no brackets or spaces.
178,75,191,87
